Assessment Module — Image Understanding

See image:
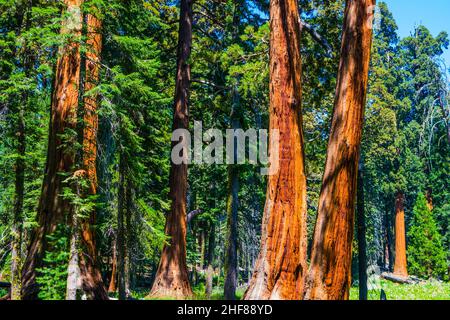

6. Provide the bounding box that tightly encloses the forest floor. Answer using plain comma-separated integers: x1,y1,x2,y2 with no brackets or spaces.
3,280,447,300
349,279,450,300
139,279,450,300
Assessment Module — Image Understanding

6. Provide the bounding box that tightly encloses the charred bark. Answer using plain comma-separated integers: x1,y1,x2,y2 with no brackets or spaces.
305,0,375,300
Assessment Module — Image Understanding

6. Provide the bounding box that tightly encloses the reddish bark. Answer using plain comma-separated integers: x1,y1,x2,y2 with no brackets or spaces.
305,0,375,300
21,0,83,300
244,0,307,300
78,11,109,300
393,192,408,278
149,0,193,299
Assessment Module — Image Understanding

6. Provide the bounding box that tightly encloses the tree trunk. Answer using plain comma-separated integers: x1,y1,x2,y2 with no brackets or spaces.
149,0,193,299
108,237,117,293
117,155,129,300
21,0,83,300
224,87,240,300
305,0,375,300
356,163,367,300
11,0,33,300
393,192,408,278
11,101,25,300
244,0,308,300
77,9,108,300
205,225,215,299
383,201,393,271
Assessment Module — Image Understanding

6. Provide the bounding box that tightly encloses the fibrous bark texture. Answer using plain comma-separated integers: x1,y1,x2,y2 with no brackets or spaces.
244,0,307,300
149,0,193,299
78,11,109,300
393,192,408,278
21,0,83,300
305,0,375,300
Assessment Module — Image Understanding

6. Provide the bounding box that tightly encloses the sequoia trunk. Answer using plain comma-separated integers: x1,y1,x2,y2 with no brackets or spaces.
78,10,108,300
244,0,308,300
393,192,408,277
21,0,83,300
148,0,193,299
305,0,375,300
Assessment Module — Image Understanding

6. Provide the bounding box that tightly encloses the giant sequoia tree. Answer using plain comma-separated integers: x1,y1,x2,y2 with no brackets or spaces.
21,0,84,300
244,0,308,300
149,0,193,299
305,0,375,300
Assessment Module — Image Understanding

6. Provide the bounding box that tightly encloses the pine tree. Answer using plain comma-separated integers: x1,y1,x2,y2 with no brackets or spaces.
407,193,448,280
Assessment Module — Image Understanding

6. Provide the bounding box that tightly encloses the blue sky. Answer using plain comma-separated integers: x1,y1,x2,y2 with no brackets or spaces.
383,0,450,67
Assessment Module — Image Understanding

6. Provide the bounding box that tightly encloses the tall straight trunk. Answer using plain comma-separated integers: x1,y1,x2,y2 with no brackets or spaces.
224,87,240,300
11,0,33,300
149,0,193,299
11,102,25,300
21,0,83,300
305,0,375,300
356,163,367,300
108,237,117,293
205,224,215,299
117,155,129,300
244,0,307,300
78,10,108,300
383,201,393,271
393,192,408,277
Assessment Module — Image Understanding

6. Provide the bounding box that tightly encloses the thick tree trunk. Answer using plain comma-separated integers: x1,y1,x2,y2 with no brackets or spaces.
21,0,83,300
356,163,367,300
305,0,375,300
149,0,193,299
78,11,108,300
393,192,408,278
244,0,307,300
224,87,240,300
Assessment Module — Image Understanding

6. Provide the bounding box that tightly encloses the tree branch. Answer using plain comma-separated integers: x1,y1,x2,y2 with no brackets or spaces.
299,19,333,58
187,209,203,224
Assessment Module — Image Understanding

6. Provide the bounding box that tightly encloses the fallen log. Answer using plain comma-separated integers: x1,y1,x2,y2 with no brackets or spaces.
380,272,417,284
